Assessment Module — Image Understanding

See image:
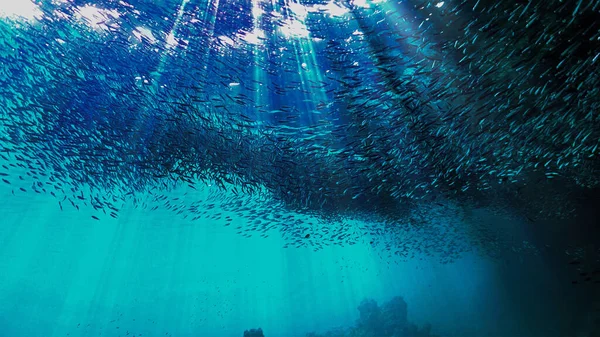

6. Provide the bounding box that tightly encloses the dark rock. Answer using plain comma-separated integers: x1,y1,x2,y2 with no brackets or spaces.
381,296,409,335
243,328,264,337
308,295,438,337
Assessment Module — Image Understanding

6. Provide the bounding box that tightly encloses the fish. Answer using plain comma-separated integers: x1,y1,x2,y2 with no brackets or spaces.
0,0,597,262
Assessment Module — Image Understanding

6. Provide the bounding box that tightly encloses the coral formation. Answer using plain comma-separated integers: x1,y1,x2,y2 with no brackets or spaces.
306,296,438,337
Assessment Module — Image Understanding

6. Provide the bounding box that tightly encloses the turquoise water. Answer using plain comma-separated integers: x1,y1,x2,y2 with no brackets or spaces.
1,0,599,336
0,181,583,337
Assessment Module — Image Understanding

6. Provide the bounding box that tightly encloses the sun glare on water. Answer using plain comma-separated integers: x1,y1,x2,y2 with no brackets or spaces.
0,0,41,20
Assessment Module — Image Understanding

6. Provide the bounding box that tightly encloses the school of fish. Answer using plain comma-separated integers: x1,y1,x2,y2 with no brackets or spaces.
0,0,598,260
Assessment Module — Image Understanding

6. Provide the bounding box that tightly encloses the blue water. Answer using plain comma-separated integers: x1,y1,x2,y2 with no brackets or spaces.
1,0,599,336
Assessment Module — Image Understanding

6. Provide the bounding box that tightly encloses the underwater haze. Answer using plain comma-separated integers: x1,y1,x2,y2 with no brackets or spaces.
0,0,599,336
